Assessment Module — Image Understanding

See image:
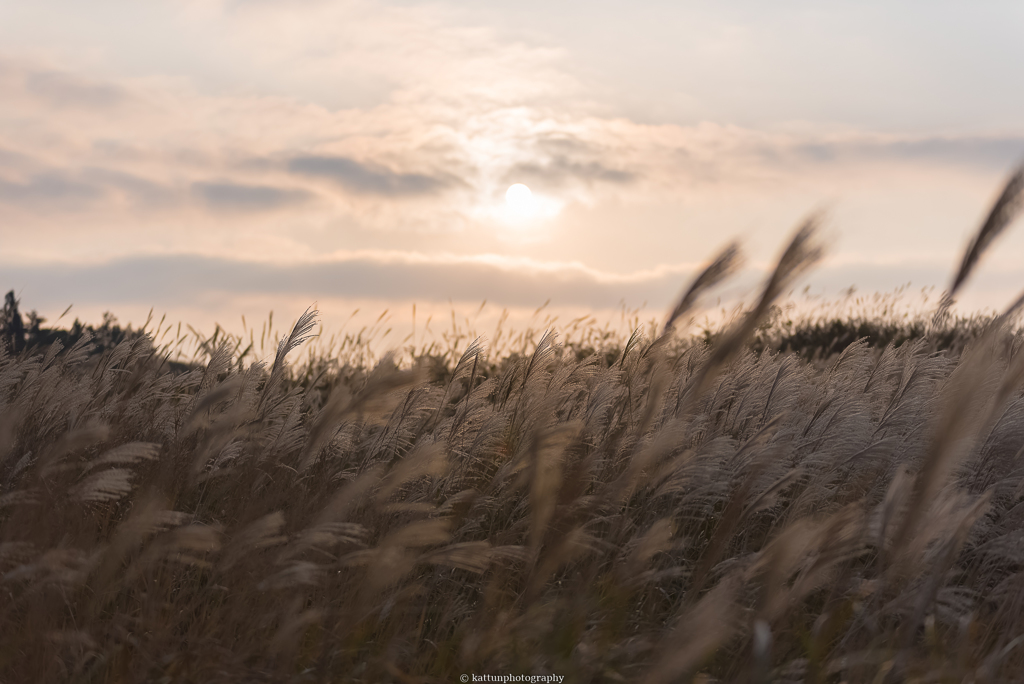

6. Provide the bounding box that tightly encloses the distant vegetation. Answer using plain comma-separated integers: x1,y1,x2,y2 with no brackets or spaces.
1,167,1023,683
0,285,1001,379
0,291,145,359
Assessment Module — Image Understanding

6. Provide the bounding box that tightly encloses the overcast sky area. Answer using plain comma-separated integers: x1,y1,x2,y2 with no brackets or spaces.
2,0,1024,351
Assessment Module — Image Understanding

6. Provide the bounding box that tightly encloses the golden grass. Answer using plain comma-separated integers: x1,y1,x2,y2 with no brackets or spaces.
1,168,1024,682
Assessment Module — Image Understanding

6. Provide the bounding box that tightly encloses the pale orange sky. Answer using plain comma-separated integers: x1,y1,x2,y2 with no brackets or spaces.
2,0,1024,352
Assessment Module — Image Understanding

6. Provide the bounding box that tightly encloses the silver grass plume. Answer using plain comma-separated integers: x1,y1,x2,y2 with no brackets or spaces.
299,353,423,471
258,305,319,414
429,336,485,433
936,163,1024,323
663,241,743,335
682,217,825,407
85,442,161,471
273,305,320,372
72,468,134,503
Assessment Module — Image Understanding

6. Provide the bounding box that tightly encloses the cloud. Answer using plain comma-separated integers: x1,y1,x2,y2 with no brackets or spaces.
191,181,315,211
0,165,179,212
0,56,134,113
871,136,1024,169
0,163,316,216
83,167,178,208
784,135,1024,171
0,172,104,209
523,133,638,186
0,146,37,172
9,251,1023,339
1,21,1022,285
505,157,636,189
0,252,695,311
24,69,129,109
287,155,454,197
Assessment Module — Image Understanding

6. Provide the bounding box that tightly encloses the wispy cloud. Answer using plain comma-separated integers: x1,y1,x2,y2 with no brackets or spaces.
1,1,1023,330
8,246,1012,314
83,167,177,208
24,69,129,109
781,136,1024,171
0,171,103,209
191,181,315,212
502,133,638,189
287,155,454,197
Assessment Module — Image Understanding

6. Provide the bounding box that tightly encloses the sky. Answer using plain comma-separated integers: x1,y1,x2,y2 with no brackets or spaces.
2,0,1024,354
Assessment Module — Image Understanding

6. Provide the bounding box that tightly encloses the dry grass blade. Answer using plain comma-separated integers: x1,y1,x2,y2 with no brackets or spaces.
683,216,824,405
759,215,827,307
937,163,1024,319
663,241,743,335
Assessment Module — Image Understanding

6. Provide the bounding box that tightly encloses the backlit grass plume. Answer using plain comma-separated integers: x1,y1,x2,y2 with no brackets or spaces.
936,163,1024,321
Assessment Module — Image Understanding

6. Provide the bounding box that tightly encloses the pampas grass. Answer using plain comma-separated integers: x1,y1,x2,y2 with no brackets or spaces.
938,163,1024,321
3,168,1024,683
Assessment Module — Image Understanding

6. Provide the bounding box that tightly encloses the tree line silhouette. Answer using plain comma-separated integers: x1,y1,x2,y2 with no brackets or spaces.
0,290,142,356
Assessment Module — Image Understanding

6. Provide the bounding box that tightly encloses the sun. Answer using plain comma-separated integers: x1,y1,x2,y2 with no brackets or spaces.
484,182,562,236
505,183,535,218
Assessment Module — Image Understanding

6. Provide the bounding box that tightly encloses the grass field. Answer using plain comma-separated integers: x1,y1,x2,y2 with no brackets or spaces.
2,169,1024,683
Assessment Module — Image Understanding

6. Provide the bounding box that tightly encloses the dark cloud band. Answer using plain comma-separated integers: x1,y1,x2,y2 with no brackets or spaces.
287,155,452,196
3,253,999,319
190,181,314,211
3,254,685,311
